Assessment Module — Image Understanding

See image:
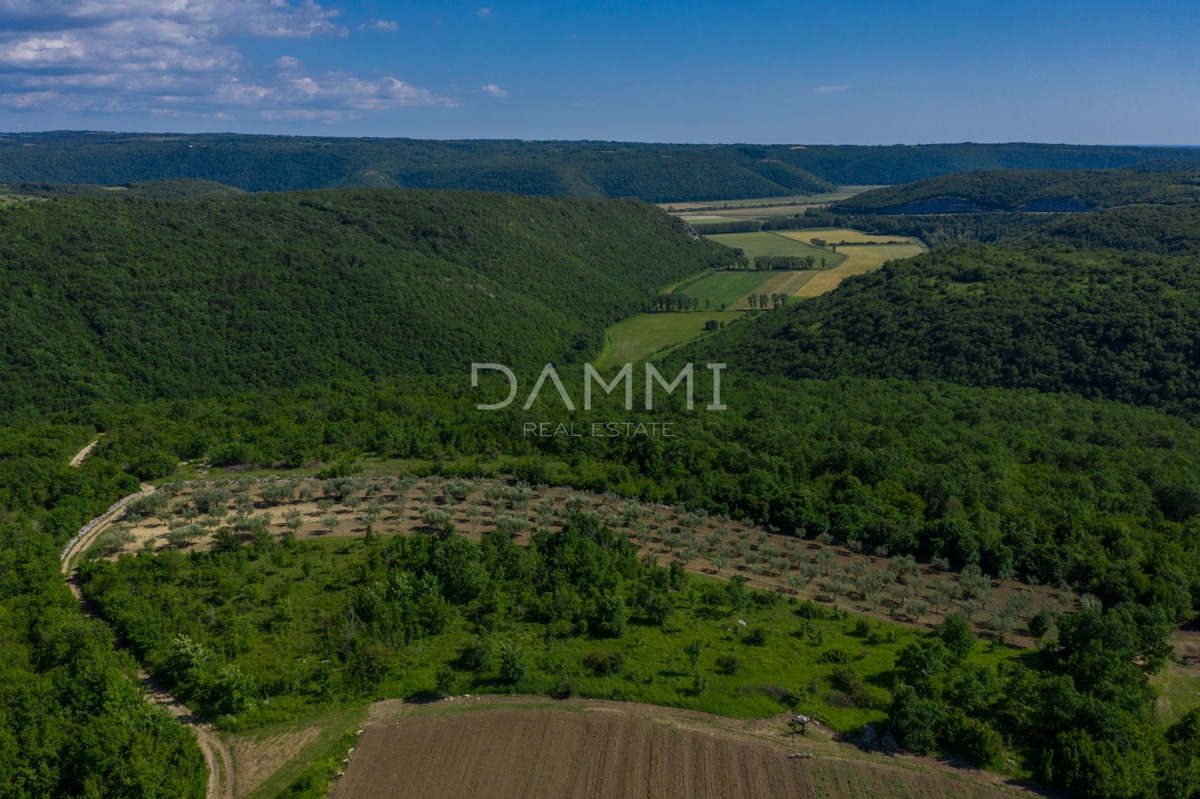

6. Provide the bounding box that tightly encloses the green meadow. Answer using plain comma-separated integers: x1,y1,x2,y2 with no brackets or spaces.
703,230,847,268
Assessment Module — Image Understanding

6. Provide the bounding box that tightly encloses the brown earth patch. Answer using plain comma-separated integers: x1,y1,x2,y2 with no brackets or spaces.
333,701,1028,799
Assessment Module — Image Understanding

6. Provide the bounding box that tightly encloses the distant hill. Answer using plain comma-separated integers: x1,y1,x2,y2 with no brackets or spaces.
0,189,736,418
3,132,1200,202
675,245,1200,419
829,169,1200,214
1013,204,1200,255
0,177,245,200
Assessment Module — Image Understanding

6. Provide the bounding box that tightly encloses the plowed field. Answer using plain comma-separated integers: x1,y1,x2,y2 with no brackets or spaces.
332,707,1021,799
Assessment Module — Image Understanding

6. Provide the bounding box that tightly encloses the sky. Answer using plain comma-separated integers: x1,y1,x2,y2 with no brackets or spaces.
0,0,1197,145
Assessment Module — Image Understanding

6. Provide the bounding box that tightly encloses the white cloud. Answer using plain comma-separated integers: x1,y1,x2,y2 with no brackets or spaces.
477,7,493,17
0,0,452,119
481,83,507,98
359,19,398,32
812,85,850,93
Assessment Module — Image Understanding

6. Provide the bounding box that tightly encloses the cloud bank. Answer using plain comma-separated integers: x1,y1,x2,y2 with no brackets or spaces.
0,0,453,120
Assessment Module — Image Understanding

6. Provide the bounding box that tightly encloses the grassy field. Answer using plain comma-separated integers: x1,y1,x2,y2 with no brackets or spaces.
775,230,925,298
791,228,920,245
95,525,1022,731
702,231,847,268
727,271,817,309
659,187,883,212
677,272,777,308
595,311,729,369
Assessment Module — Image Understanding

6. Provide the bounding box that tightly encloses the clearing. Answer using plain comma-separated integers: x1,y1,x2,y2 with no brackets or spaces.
676,271,778,308
595,311,728,369
777,230,925,298
87,476,1072,648
725,271,817,309
332,699,1026,799
701,231,845,268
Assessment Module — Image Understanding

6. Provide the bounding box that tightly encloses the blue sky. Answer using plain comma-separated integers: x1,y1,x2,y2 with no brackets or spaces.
0,0,1196,144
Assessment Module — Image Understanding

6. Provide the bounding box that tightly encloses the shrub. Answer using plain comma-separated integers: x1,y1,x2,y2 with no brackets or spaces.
715,655,742,675
584,650,626,676
498,643,528,683
744,627,767,646
434,665,456,696
817,648,853,664
460,639,493,673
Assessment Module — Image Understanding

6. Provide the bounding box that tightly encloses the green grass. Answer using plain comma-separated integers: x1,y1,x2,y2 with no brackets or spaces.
678,272,778,308
89,534,1024,735
702,231,847,268
239,708,367,799
595,311,730,369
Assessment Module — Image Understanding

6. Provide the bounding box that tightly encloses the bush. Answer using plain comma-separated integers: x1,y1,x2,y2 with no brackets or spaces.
434,665,456,696
744,627,768,646
594,593,628,638
498,643,528,683
460,639,493,673
715,655,742,675
817,648,853,664
584,650,626,676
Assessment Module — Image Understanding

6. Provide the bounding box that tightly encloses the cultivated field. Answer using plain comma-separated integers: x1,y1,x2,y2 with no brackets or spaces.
595,311,728,368
777,230,925,298
700,231,845,268
725,271,817,309
788,228,919,245
677,271,777,308
660,187,882,213
332,700,1025,799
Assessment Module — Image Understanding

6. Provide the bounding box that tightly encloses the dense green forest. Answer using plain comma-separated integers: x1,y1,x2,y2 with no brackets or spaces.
0,189,734,420
7,163,1200,798
1015,205,1200,255
52,374,1200,609
0,425,206,797
6,372,1200,795
3,133,1200,201
676,247,1200,419
0,178,245,200
733,205,1200,254
830,169,1200,214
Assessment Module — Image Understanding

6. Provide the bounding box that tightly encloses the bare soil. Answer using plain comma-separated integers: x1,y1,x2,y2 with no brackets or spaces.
332,699,1029,799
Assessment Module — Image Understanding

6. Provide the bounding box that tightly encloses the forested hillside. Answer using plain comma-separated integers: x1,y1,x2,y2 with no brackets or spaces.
0,189,735,419
747,205,1200,254
675,246,1200,419
8,372,1200,794
0,177,244,200
1014,205,1200,255
830,169,1200,214
3,133,1200,201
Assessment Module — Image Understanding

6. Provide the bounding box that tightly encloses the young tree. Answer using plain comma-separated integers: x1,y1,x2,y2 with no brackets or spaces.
434,665,456,696
498,643,528,683
283,509,304,534
683,640,709,671
320,515,341,534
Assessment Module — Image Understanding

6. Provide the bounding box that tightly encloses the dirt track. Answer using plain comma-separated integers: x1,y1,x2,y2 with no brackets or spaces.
60,443,231,799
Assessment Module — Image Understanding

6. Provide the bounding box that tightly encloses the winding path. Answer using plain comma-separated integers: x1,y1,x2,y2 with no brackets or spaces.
60,444,233,799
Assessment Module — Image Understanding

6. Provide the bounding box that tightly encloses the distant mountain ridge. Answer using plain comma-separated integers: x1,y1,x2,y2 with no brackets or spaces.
829,169,1200,214
3,132,1200,202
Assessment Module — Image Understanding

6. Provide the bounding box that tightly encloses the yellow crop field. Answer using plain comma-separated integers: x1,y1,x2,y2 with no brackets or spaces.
778,228,918,245
792,242,925,298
